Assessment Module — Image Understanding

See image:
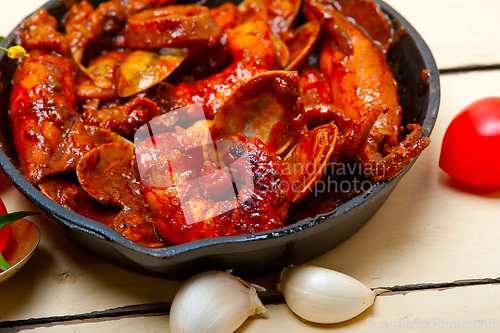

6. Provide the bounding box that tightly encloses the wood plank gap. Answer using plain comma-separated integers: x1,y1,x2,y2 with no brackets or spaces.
1,278,499,331
440,64,500,74
0,313,167,333
0,303,171,331
377,276,500,295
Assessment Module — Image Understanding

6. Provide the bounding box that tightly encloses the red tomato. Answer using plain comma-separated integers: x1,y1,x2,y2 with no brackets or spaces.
0,198,10,253
439,97,500,187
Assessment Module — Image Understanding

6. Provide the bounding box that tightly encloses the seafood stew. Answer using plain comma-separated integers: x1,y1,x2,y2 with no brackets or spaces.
0,0,439,279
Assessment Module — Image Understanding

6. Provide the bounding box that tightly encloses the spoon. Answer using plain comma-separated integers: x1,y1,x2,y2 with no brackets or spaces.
0,218,41,283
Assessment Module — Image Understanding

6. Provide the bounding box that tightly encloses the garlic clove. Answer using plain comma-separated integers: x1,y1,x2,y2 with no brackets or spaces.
170,270,267,333
277,265,386,324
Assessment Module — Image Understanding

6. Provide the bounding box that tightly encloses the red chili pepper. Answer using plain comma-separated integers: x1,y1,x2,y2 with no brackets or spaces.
0,199,10,254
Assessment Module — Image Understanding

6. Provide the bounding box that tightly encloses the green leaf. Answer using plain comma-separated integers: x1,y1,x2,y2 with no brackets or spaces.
0,211,40,230
0,36,4,43
0,252,11,271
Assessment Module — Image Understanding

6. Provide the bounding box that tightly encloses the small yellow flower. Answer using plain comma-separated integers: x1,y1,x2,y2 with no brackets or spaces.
7,45,29,59
0,45,29,59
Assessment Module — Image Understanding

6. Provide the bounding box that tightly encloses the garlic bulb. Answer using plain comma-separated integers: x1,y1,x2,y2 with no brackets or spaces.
170,270,267,333
277,265,387,324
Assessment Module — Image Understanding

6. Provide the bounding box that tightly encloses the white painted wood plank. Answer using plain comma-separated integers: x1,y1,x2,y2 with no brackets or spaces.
17,284,500,333
382,0,500,70
0,0,47,36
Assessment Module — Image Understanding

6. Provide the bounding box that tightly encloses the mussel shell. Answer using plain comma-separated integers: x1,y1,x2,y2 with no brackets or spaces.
76,142,135,206
211,70,305,156
39,177,117,227
284,123,339,203
285,20,321,71
115,49,188,98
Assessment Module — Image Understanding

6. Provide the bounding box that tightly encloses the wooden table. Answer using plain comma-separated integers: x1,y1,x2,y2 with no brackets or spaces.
1,0,500,332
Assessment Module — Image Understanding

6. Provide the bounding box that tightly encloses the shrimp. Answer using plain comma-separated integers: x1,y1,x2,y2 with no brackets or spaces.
306,0,430,181
10,15,88,185
171,21,275,119
141,134,292,245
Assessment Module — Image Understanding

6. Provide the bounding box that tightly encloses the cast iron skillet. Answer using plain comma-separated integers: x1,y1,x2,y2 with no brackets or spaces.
0,0,440,280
